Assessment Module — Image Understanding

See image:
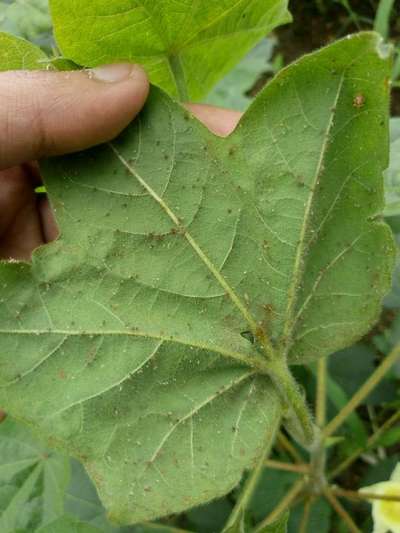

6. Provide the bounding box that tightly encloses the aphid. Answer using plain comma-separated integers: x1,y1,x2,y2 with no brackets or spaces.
353,94,365,109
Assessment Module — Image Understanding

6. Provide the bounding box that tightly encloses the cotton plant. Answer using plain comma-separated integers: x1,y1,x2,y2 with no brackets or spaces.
360,463,400,533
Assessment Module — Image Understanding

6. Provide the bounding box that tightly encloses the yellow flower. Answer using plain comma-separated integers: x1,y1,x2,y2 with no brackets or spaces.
359,463,400,533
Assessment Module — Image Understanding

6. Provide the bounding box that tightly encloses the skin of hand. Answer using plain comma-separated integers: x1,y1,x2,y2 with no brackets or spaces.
0,63,241,261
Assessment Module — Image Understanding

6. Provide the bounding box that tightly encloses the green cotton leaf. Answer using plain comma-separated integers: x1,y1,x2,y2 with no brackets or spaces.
49,0,291,100
0,417,70,533
0,32,395,525
385,118,400,217
375,426,400,448
0,0,53,53
0,31,48,71
205,38,276,111
36,514,102,533
256,511,289,533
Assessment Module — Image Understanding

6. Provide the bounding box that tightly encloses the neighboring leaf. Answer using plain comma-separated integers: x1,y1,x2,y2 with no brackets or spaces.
360,455,400,487
186,498,233,533
222,441,273,533
49,0,291,100
328,344,398,406
205,38,276,111
0,31,48,71
0,0,53,52
374,0,396,40
385,118,400,217
375,425,400,447
36,514,102,533
383,213,400,309
0,417,70,533
64,459,118,532
0,33,394,525
249,470,297,523
257,511,288,533
390,118,400,143
64,459,138,532
288,499,331,533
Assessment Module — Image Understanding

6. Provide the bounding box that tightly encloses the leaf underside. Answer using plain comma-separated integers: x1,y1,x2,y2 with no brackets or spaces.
0,32,395,524
49,0,291,100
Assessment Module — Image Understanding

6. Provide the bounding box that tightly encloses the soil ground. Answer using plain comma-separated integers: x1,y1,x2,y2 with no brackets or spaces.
273,0,400,115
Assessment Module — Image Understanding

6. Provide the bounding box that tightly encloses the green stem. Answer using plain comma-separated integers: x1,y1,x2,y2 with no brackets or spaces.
322,344,400,439
299,498,313,533
316,358,327,428
267,359,315,446
310,360,328,493
265,459,310,474
328,410,400,480
323,487,361,533
169,54,189,101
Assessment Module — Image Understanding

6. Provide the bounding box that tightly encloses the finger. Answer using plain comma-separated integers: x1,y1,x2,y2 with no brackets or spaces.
0,64,149,170
0,166,44,259
38,196,59,243
186,103,242,136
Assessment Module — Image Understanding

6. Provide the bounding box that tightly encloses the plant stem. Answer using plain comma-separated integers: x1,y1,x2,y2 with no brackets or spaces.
299,498,312,533
277,432,304,463
329,410,400,480
254,478,305,532
332,486,400,503
310,359,328,493
322,345,400,439
267,358,315,446
265,459,310,474
322,486,361,533
169,54,189,101
223,440,273,531
316,358,327,428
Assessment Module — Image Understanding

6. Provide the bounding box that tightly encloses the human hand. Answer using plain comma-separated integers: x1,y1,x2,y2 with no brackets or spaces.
0,65,241,261
0,63,149,260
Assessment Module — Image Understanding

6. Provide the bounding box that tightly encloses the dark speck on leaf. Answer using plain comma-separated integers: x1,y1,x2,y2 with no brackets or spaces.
241,331,255,344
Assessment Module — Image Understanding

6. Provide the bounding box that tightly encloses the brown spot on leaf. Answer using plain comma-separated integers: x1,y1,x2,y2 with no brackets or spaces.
353,94,366,109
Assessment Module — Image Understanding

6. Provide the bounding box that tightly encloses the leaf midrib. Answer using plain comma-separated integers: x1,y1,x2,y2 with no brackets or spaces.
0,328,269,376
108,141,274,358
281,73,345,356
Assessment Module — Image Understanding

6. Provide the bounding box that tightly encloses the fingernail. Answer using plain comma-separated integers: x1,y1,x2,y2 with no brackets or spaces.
88,63,138,83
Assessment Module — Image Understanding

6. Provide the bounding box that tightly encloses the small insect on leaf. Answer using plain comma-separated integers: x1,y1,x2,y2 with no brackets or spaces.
353,94,366,109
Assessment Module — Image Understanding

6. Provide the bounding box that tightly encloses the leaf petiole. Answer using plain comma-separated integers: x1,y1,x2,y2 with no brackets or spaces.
169,54,189,101
266,358,315,446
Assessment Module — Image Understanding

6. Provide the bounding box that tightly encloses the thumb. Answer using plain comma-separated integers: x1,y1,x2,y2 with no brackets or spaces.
0,63,149,170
